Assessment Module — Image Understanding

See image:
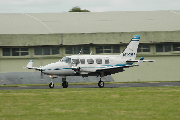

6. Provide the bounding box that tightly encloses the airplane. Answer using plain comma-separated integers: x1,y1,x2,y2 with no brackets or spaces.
24,35,155,88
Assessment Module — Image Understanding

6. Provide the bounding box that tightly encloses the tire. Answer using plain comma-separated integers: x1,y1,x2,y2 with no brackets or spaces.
49,82,54,88
62,81,68,88
98,81,104,88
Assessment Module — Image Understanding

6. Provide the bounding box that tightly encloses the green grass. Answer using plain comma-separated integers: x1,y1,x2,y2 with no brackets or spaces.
0,87,180,120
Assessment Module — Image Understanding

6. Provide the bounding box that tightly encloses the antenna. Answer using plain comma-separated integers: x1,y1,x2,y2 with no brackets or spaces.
78,49,82,55
90,51,92,55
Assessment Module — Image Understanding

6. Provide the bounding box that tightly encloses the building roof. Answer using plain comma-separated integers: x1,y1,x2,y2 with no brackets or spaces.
0,10,180,34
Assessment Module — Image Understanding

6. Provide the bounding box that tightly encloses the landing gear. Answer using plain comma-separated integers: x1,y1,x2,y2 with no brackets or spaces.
98,72,105,88
49,81,54,88
62,77,68,88
98,80,104,88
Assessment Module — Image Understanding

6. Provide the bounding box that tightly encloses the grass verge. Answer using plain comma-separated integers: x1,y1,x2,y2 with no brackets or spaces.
0,86,180,120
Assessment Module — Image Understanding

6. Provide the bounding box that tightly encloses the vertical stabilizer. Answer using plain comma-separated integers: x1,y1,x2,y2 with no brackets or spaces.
119,35,140,60
26,60,33,68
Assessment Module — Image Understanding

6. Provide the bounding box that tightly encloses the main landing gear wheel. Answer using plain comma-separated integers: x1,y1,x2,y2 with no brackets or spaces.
49,82,54,88
98,81,104,88
62,81,68,88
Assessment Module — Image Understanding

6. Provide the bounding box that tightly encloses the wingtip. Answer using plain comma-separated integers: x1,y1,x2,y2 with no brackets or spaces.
140,57,144,60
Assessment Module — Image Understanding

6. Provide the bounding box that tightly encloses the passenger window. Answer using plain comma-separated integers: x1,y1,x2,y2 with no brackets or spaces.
105,59,109,64
80,59,85,64
87,59,94,64
96,58,102,64
72,59,79,64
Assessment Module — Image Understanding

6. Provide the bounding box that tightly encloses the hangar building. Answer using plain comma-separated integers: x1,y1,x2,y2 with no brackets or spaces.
0,10,180,84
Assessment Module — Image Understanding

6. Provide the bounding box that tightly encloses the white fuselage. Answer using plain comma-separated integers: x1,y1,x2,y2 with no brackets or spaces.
41,55,133,76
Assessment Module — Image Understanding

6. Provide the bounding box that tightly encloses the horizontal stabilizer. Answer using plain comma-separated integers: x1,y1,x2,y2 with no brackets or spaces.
143,60,156,62
24,60,38,69
126,60,139,63
134,57,155,66
135,57,144,66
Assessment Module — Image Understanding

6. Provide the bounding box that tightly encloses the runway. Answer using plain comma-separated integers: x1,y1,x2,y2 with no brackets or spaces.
0,82,180,90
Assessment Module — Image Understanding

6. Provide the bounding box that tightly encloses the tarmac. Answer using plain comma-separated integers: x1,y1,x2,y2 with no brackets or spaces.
0,82,180,90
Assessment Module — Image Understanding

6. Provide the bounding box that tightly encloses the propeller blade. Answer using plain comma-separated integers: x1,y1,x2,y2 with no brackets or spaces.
39,57,44,81
40,70,44,81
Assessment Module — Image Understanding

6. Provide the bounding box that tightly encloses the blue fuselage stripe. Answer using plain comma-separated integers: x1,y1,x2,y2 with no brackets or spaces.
131,40,139,41
42,63,134,71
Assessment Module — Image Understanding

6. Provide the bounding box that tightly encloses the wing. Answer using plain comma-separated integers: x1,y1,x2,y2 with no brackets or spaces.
95,57,155,75
95,65,133,75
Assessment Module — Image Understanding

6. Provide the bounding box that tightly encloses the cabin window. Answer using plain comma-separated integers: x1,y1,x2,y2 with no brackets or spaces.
105,59,109,64
72,59,80,64
96,58,102,64
60,57,71,63
87,59,94,64
80,59,85,64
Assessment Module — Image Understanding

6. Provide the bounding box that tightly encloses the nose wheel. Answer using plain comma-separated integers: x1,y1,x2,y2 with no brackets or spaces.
49,81,54,88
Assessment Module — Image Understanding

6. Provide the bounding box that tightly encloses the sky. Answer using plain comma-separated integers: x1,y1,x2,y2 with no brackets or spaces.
0,0,180,13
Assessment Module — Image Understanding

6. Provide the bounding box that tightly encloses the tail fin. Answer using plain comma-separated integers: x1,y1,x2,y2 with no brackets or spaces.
24,60,37,69
26,60,33,68
120,35,140,60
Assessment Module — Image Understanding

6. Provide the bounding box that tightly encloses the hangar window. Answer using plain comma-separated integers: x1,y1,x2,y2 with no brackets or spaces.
2,48,29,56
65,46,90,54
34,46,59,55
137,45,150,52
165,44,172,52
156,44,172,52
3,48,10,56
173,44,180,51
96,45,120,54
156,44,163,52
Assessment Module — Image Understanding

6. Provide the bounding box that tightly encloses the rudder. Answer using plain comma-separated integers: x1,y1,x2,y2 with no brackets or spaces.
119,35,140,60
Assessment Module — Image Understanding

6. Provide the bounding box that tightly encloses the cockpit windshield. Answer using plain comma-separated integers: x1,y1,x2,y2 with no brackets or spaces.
60,57,71,63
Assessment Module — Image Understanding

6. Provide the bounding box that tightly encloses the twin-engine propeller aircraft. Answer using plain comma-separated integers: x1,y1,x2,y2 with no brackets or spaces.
24,35,155,88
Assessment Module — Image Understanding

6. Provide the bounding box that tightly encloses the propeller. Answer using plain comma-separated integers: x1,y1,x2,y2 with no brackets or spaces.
39,57,44,81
